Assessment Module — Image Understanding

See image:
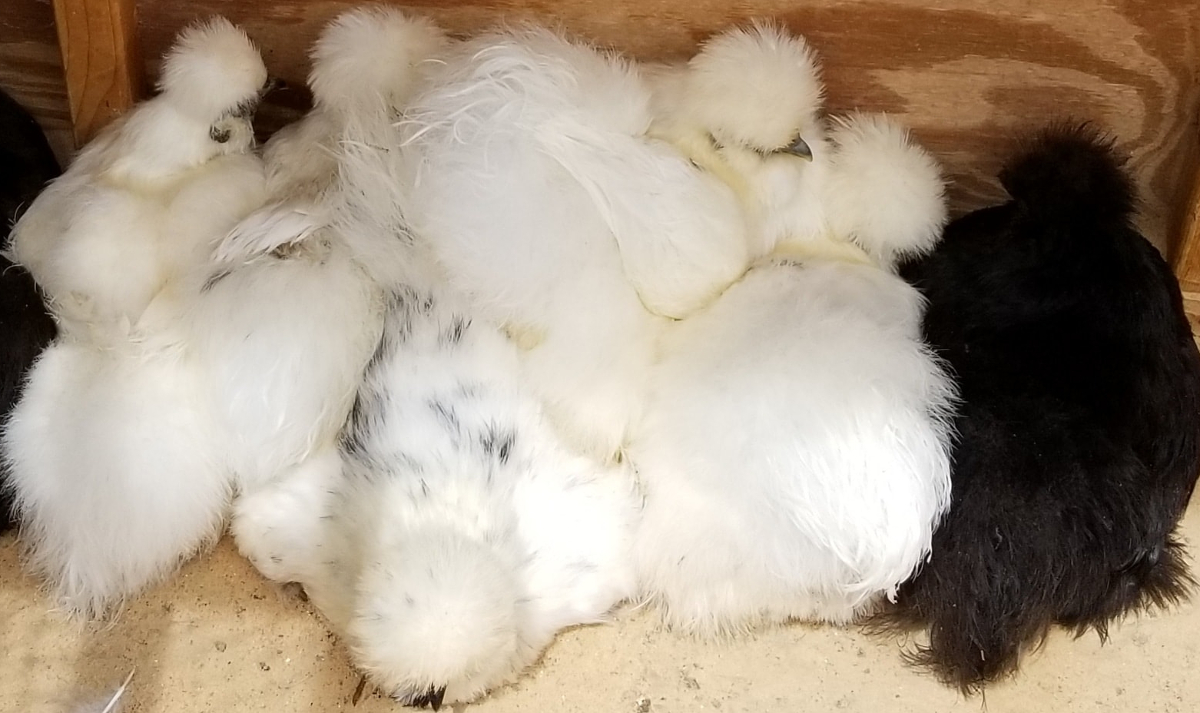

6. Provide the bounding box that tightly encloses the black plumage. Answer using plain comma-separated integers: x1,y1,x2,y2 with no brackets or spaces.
874,123,1200,691
0,87,60,533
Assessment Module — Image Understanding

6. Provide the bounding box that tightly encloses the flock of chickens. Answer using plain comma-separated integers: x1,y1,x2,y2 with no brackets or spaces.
1,7,1198,709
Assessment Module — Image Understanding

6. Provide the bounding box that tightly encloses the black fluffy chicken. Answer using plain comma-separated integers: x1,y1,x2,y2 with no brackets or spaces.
0,87,59,533
880,123,1200,690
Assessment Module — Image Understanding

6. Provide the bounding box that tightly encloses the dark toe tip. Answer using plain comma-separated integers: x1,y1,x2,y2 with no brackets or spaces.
406,685,448,711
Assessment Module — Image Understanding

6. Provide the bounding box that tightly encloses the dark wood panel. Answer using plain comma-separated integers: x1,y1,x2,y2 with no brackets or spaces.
0,0,73,162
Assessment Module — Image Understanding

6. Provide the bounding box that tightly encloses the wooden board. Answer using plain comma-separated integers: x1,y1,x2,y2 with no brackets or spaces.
1176,159,1200,330
2,0,1198,256
130,0,1200,255
0,0,73,163
53,0,142,146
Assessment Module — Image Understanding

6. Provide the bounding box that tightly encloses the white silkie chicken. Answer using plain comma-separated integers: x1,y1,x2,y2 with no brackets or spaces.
231,30,642,704
395,26,751,462
217,5,450,253
627,26,957,635
306,268,639,709
643,22,830,260
7,18,270,338
176,8,449,580
1,18,271,617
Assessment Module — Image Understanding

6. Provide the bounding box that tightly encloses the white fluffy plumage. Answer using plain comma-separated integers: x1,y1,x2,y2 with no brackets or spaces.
236,27,647,701
645,22,829,260
627,32,956,635
819,113,947,269
395,26,749,461
2,322,230,617
0,18,270,617
296,276,638,707
204,8,448,574
221,4,450,244
8,17,269,337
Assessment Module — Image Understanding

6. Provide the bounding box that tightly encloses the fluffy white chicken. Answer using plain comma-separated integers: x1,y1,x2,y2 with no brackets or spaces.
218,5,450,254
1,18,270,617
627,27,956,635
187,7,450,579
232,27,642,703
7,17,270,338
395,26,750,462
644,22,830,260
301,272,640,708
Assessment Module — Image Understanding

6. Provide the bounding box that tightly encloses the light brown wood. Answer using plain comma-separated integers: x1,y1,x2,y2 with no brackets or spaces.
3,0,1198,256
53,0,143,146
0,0,73,163
1175,151,1200,320
131,0,1200,254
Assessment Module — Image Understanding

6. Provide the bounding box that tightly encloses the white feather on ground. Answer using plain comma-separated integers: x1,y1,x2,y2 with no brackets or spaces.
68,669,135,713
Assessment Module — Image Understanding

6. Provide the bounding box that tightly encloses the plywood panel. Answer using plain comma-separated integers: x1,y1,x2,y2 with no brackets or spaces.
0,0,73,163
132,0,1200,254
54,0,143,145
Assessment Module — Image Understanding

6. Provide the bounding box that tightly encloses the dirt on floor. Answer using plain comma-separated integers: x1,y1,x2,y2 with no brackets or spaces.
3,500,1198,713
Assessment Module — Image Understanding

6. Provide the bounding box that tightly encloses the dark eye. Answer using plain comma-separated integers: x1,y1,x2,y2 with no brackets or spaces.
210,126,231,144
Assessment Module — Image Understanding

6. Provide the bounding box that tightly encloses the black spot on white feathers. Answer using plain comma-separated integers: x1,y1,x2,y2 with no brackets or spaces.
439,316,469,347
201,268,231,293
340,394,372,457
428,399,460,433
366,329,396,375
480,425,516,465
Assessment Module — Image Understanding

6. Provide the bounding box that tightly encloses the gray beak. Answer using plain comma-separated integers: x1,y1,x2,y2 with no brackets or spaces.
784,136,814,161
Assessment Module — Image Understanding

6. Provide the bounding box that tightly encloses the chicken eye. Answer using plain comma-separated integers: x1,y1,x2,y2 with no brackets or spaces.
210,126,231,144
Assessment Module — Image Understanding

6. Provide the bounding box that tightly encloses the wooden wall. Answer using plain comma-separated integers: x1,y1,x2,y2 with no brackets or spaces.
6,0,1200,260
1,0,72,163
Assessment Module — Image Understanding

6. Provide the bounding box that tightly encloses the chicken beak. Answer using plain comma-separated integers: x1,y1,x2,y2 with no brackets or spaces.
784,136,814,161
260,76,286,100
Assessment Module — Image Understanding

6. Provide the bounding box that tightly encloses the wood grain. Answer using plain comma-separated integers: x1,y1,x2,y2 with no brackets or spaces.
0,0,73,163
131,0,1200,255
53,0,142,146
1177,159,1200,330
3,0,1197,256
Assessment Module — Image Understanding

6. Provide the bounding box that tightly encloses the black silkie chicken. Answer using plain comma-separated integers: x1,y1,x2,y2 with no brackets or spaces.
878,124,1200,690
0,88,59,533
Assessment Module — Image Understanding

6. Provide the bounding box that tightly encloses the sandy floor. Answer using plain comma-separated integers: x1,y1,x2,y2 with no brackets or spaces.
3,499,1199,713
